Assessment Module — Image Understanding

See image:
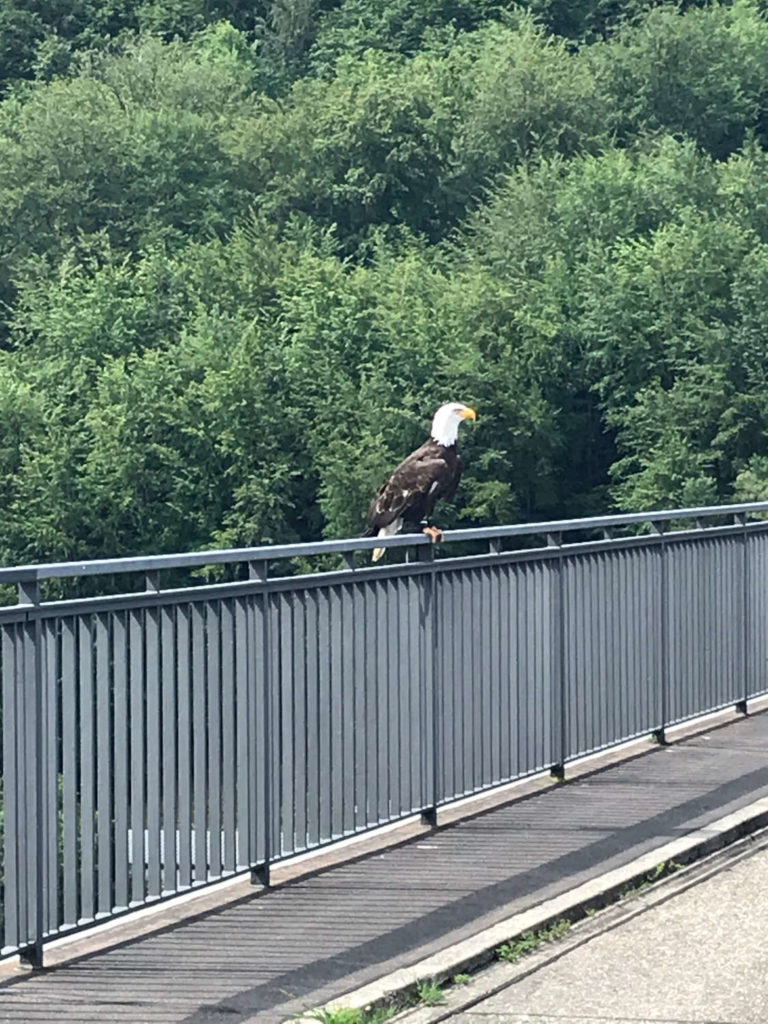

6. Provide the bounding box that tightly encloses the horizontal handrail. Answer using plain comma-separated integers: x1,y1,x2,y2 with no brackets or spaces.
0,500,766,585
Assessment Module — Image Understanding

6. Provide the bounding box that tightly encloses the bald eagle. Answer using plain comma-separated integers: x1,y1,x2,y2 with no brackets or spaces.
365,402,477,561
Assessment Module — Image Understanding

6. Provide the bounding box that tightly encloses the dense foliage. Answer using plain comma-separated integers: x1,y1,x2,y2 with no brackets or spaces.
2,0,768,566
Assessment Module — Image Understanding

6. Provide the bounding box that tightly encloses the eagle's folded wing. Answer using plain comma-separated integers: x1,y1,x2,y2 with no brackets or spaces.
368,454,454,528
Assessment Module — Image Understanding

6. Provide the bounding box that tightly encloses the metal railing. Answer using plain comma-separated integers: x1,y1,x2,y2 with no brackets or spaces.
2,501,768,965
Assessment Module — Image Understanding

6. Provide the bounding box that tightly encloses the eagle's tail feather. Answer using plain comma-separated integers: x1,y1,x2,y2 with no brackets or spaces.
372,521,402,562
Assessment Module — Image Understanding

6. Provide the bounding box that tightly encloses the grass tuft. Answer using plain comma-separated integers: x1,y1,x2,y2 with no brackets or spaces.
496,919,571,963
307,1006,396,1024
416,980,444,1005
618,859,683,901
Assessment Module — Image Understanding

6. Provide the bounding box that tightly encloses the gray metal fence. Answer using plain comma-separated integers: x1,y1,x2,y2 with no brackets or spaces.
2,502,768,965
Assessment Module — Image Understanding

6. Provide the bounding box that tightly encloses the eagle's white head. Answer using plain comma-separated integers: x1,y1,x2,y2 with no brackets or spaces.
430,402,477,447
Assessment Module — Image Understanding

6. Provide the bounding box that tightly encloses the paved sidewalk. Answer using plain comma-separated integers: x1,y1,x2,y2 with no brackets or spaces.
3,713,768,1024
449,839,768,1023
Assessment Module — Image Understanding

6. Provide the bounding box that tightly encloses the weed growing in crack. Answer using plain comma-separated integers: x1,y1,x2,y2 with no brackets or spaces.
496,919,571,964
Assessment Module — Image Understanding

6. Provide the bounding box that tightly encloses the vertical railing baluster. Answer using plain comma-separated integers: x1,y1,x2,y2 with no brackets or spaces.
420,544,438,827
736,512,749,715
17,578,44,967
249,560,272,886
548,534,566,781
651,522,668,744
432,554,442,813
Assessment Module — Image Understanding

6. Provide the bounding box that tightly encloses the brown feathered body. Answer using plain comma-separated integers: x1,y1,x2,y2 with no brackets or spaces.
365,439,463,539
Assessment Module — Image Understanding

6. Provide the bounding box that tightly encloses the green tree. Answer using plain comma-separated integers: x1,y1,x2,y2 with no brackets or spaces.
450,17,608,200
309,0,497,73
227,48,459,250
592,1,768,159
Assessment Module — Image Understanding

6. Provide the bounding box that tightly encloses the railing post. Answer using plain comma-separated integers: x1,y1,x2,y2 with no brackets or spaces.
651,522,669,745
249,560,272,887
420,544,438,827
16,578,45,968
736,513,749,715
548,534,566,782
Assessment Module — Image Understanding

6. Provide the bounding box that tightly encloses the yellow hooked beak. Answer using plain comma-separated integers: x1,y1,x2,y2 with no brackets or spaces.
460,407,477,420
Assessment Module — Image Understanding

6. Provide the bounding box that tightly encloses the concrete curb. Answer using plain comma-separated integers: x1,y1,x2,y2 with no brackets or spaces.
295,795,768,1022
396,821,768,1024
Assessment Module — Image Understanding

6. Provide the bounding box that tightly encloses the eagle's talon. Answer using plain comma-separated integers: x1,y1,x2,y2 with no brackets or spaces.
423,525,443,544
